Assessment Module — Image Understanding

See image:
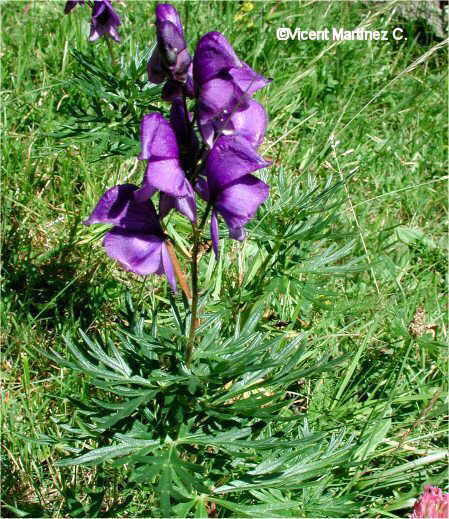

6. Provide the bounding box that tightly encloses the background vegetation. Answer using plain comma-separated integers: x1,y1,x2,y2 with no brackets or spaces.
1,0,447,517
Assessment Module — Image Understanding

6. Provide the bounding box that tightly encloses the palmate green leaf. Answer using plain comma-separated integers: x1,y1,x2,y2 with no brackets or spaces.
204,332,302,379
210,355,344,410
60,335,155,388
129,454,167,483
57,438,160,467
154,447,205,516
91,392,157,429
223,394,285,415
180,426,324,452
198,330,261,358
79,330,131,377
194,501,209,518
158,451,173,517
211,496,300,518
171,500,196,518
239,302,266,335
172,457,209,495
179,427,252,448
52,47,163,158
214,436,353,494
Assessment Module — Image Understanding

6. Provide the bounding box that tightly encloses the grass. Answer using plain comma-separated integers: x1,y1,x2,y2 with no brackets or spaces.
1,0,447,517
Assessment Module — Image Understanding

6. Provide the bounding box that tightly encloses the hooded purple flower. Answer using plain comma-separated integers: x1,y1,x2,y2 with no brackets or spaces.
193,32,270,94
136,113,196,223
197,135,270,256
200,98,268,149
89,0,121,43
193,32,270,146
84,184,176,290
64,0,85,14
148,4,192,86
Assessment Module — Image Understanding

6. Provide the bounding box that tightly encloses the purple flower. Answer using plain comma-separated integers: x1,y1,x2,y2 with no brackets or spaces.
198,135,270,256
200,98,267,149
197,77,249,144
84,184,176,290
193,32,240,87
411,486,449,518
89,0,121,43
148,4,192,85
136,113,196,223
159,183,196,224
162,71,195,102
170,99,199,167
193,32,270,93
64,0,85,14
193,32,270,146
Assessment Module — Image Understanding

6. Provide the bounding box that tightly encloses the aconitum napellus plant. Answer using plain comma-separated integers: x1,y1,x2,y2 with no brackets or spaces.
84,3,271,364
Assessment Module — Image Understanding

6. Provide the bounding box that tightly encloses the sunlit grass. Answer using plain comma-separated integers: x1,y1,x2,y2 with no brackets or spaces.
1,1,447,516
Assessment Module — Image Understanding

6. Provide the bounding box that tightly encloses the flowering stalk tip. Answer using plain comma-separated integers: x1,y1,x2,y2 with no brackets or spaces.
84,3,272,364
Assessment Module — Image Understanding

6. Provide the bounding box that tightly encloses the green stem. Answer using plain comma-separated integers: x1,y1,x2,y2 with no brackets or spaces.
185,203,212,367
106,38,117,66
186,224,199,367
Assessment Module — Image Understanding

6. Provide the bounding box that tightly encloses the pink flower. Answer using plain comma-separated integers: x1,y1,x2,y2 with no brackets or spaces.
411,486,449,518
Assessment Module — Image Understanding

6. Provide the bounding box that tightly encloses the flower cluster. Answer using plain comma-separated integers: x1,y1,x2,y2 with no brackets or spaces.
64,0,121,43
411,486,449,518
85,3,271,290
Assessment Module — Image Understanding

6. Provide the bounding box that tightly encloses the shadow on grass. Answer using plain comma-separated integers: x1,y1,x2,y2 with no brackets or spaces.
3,246,119,333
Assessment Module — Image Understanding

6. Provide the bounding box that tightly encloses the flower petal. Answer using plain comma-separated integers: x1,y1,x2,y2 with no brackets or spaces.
193,31,240,86
64,0,84,14
138,113,180,161
229,100,267,149
198,78,248,126
89,0,121,42
215,174,269,233
194,176,210,202
103,229,164,276
162,79,184,101
199,121,215,148
148,48,166,84
170,100,197,151
229,226,246,241
161,242,177,292
139,159,190,199
108,25,121,43
151,4,191,84
171,48,192,83
411,486,449,519
133,184,157,203
157,21,187,65
205,135,270,193
155,3,184,36
228,62,271,95
159,183,196,223
84,184,161,234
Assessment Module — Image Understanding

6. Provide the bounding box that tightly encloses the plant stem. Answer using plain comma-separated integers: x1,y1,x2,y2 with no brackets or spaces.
106,38,117,66
186,224,200,367
185,203,212,367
